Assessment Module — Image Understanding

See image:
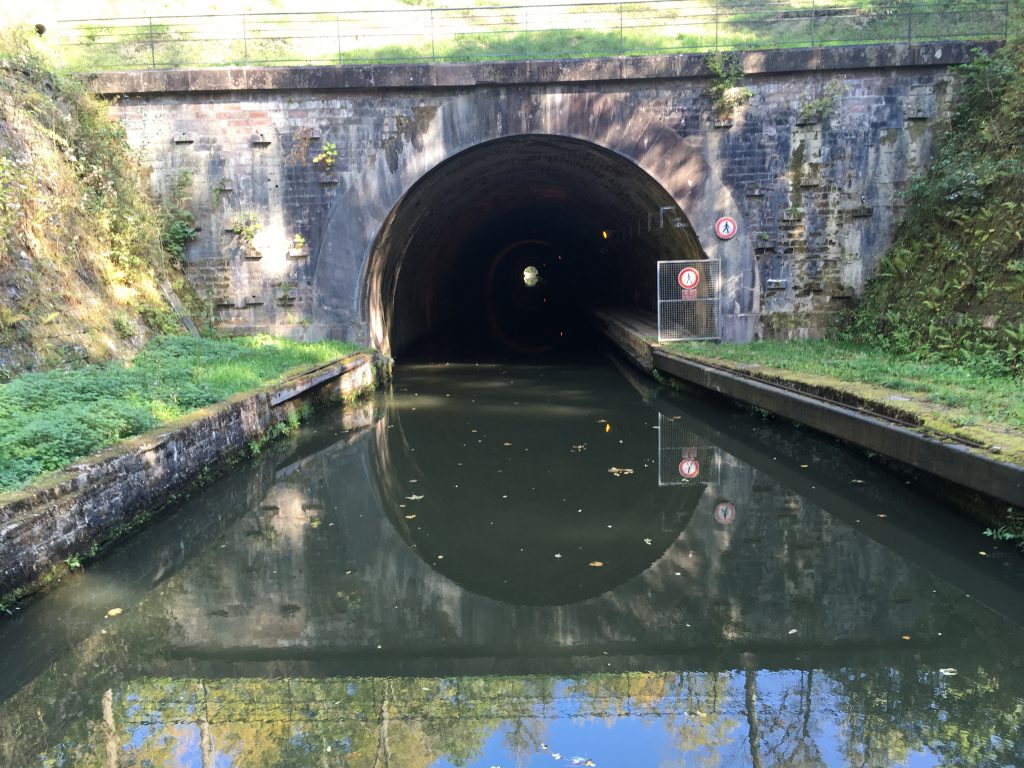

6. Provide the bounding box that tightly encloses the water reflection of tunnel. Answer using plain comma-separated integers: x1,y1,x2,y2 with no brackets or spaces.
371,365,707,606
365,135,706,358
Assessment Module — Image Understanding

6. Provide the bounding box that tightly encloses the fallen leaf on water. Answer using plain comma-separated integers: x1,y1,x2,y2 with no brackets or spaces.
570,444,587,453
852,479,866,484
608,467,634,476
643,538,652,545
877,513,888,518
406,494,424,501
310,519,321,528
979,551,987,556
589,561,604,568
902,635,911,641
554,553,562,558
800,464,809,468
106,608,122,618
404,514,417,520
939,667,958,676
604,424,611,433
788,628,798,635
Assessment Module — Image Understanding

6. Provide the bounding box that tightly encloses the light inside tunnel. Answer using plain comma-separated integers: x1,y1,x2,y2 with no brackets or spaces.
365,135,706,358
522,265,539,287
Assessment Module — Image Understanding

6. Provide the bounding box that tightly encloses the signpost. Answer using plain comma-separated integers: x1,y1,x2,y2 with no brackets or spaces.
677,266,701,289
714,501,736,524
714,216,737,240
678,458,700,479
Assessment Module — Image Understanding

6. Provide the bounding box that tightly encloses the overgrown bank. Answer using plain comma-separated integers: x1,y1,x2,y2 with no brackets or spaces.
842,41,1024,374
0,335,360,494
0,27,202,380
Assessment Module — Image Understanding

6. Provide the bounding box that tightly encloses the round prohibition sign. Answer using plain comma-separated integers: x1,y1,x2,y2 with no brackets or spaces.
678,458,701,479
677,267,701,290
715,216,738,240
714,501,737,525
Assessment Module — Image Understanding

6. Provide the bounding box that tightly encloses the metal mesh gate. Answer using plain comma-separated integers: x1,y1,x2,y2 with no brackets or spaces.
657,413,722,487
657,260,721,342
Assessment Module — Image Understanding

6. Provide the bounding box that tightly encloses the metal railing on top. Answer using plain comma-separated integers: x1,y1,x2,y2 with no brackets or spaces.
57,0,1009,70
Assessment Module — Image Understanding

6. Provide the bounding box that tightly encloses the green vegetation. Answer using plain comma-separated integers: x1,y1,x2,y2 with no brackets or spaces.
0,27,203,378
798,79,846,122
53,0,1009,70
670,340,1024,432
311,141,338,170
707,51,753,115
0,335,360,494
843,42,1024,375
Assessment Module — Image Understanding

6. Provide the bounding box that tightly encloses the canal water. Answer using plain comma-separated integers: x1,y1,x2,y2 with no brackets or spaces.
1,353,1023,767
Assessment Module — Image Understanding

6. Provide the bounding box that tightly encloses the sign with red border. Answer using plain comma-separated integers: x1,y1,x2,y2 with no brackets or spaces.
678,458,700,479
677,267,700,290
714,501,736,524
715,216,738,240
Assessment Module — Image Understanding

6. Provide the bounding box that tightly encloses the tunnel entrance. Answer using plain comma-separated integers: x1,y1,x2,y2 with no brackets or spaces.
364,135,706,359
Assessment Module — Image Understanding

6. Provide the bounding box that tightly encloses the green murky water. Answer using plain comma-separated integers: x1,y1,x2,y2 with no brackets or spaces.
2,355,1022,767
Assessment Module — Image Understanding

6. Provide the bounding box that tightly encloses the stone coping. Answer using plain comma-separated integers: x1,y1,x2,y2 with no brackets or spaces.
87,41,1000,96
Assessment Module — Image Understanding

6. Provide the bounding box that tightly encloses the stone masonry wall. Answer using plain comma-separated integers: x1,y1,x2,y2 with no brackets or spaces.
94,43,993,343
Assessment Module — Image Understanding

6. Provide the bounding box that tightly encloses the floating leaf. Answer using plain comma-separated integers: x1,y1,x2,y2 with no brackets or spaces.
902,634,911,640
939,667,958,676
608,467,634,476
404,514,417,520
310,519,321,528
105,608,123,618
588,561,604,568
406,494,424,501
788,628,798,635
643,538,652,545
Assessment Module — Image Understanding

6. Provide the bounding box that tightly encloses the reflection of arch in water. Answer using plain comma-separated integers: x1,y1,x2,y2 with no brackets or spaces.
370,364,707,606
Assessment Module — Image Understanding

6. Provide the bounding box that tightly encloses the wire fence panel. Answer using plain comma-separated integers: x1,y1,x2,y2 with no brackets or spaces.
657,413,721,487
56,0,1010,70
657,260,721,342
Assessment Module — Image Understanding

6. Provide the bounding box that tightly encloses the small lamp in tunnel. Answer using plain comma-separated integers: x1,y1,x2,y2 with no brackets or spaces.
522,265,540,288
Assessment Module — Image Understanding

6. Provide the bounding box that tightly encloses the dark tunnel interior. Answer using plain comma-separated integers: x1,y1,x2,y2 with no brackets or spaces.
365,135,706,360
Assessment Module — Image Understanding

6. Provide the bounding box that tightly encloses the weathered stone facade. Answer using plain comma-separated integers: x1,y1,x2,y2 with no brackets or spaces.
94,43,992,344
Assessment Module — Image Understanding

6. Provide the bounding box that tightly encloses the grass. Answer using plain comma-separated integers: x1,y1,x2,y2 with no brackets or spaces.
51,0,1010,70
0,335,361,494
669,340,1024,456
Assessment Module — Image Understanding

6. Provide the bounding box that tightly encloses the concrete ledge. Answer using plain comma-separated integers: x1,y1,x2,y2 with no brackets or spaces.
87,41,1001,96
0,352,384,600
653,349,1024,509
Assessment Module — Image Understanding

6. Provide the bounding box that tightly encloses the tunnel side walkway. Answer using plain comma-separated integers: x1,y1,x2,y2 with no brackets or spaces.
596,311,1024,510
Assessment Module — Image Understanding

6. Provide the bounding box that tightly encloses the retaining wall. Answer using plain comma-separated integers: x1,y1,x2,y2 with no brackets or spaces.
0,353,383,600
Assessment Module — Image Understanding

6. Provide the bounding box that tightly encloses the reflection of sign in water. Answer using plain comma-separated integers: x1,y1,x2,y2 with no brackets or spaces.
678,458,701,479
657,413,721,487
715,216,737,240
677,267,701,290
714,501,736,524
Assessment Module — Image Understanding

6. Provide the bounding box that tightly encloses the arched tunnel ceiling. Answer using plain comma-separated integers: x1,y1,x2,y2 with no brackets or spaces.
366,135,706,357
